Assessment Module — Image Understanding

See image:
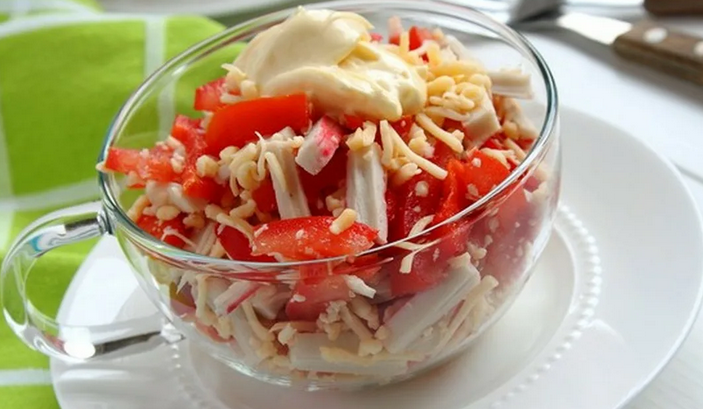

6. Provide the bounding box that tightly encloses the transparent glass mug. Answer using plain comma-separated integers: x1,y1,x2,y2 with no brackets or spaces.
1,0,559,390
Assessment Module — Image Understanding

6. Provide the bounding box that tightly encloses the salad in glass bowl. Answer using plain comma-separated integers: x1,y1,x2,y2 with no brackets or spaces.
95,4,559,389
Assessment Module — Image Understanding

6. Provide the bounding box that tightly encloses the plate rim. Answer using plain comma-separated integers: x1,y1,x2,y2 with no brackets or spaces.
49,106,703,409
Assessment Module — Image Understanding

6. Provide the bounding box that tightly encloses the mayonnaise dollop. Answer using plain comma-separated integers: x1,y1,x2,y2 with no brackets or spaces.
234,8,427,121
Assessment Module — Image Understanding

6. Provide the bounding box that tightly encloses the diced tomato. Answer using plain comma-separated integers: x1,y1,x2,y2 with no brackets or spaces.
433,159,468,224
389,248,447,297
104,146,178,183
170,115,202,148
181,165,223,202
391,116,414,139
298,264,332,283
342,114,366,131
332,254,383,284
170,114,224,202
443,119,463,133
205,94,310,155
461,150,511,198
285,275,352,321
194,78,226,112
218,226,276,262
518,138,534,151
482,137,505,150
136,214,188,248
409,26,433,51
390,217,474,297
433,142,458,167
389,172,442,242
251,176,277,213
524,175,541,192
370,32,383,42
252,217,377,260
298,146,347,207
389,33,400,46
385,188,398,226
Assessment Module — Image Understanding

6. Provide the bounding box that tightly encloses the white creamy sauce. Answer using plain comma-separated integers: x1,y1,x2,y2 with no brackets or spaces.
234,8,427,121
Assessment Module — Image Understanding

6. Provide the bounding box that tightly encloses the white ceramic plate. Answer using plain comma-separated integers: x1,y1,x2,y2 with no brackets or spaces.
97,0,292,17
50,107,703,409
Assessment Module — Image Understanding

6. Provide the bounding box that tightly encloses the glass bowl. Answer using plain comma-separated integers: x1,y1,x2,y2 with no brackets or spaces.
1,0,559,392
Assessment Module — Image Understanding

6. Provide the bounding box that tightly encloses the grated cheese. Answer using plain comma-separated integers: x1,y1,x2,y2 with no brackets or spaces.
392,162,421,186
427,75,455,96
230,199,256,219
358,339,384,357
480,148,511,168
183,212,205,229
375,325,390,341
277,324,297,346
195,155,219,178
270,321,318,333
350,297,380,330
343,275,376,298
155,205,180,221
208,239,226,258
399,253,415,274
503,138,527,161
416,113,463,153
241,300,274,342
424,106,471,122
414,181,429,197
240,79,259,100
409,215,435,236
346,121,377,151
329,208,357,235
216,213,254,242
382,120,447,180
127,195,150,221
325,188,346,215
432,275,498,355
340,305,374,341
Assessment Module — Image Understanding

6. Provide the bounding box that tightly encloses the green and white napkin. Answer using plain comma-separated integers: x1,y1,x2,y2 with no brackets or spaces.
0,1,227,407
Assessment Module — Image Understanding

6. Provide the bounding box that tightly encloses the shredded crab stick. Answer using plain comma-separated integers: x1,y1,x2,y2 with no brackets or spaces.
295,116,345,175
346,143,389,243
97,7,551,384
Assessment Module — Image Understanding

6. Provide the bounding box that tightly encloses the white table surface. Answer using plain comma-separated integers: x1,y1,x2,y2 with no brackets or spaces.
520,11,703,409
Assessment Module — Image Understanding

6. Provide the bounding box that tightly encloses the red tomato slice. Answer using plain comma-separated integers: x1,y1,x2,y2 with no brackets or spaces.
391,116,413,139
433,159,468,224
170,114,223,202
136,214,188,248
461,150,511,197
251,176,277,213
218,226,276,262
181,164,223,202
370,32,383,42
194,78,226,112
482,137,505,150
205,94,310,155
105,147,178,183
171,115,202,149
385,188,398,227
251,217,377,260
389,249,447,297
432,141,457,167
342,114,365,131
409,26,433,51
388,172,442,242
285,276,352,321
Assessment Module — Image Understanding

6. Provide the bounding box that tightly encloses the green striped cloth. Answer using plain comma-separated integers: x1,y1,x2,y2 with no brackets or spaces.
0,0,229,406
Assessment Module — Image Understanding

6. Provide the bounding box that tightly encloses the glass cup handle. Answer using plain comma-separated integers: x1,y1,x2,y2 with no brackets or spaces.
1,201,183,361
